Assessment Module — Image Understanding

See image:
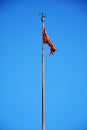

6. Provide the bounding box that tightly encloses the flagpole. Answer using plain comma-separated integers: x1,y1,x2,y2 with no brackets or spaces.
40,12,46,130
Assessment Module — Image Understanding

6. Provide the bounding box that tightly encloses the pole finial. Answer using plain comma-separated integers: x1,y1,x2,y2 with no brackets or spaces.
39,12,46,22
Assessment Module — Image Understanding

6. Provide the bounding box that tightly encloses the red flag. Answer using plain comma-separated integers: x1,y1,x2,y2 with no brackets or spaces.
43,27,58,55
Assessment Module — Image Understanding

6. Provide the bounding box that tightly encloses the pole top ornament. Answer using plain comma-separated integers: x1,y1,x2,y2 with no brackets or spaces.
39,12,46,22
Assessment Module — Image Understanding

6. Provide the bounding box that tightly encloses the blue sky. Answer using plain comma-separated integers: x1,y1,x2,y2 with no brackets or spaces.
0,0,87,130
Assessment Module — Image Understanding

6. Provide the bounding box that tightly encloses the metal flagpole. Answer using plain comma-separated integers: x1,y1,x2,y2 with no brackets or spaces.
40,12,46,130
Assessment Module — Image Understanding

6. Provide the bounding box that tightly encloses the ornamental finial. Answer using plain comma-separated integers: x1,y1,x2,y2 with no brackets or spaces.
39,12,46,22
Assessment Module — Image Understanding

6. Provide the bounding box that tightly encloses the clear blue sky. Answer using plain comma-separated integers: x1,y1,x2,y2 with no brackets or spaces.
0,0,87,130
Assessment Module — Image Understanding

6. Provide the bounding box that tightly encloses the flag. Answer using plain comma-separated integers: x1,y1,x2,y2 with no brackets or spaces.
43,27,58,55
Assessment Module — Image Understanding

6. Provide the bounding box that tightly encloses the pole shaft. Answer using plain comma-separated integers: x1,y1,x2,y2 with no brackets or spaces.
42,14,45,130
